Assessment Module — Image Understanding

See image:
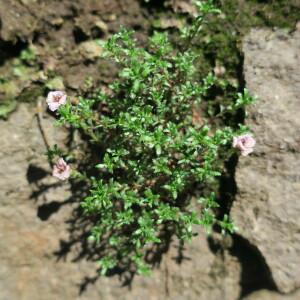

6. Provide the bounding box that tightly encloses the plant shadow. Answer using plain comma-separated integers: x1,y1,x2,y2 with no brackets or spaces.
26,162,190,295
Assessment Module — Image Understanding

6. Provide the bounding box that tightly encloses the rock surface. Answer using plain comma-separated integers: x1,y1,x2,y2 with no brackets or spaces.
0,104,241,299
231,28,300,294
244,289,300,300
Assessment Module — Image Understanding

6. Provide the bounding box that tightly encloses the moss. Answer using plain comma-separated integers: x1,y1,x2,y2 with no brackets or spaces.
17,84,45,103
19,46,37,66
183,0,299,121
0,47,44,117
184,0,300,221
234,0,300,28
0,80,20,98
195,0,299,73
0,80,20,119
45,76,65,91
0,100,17,119
1,0,298,119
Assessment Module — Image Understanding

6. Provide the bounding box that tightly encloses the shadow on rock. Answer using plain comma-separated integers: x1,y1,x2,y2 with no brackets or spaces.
230,234,278,299
26,162,186,295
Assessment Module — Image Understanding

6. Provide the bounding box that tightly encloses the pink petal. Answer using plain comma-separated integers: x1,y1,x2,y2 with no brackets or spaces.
233,134,256,156
241,148,254,156
46,91,67,111
52,158,71,180
48,102,60,112
58,95,67,105
244,136,256,148
232,137,238,147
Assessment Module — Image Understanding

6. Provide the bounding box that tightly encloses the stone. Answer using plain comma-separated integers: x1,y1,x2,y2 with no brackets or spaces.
0,104,241,300
154,18,184,30
46,76,65,90
231,29,300,293
171,0,198,16
20,0,37,5
94,20,108,34
243,289,300,300
0,0,37,41
78,40,103,61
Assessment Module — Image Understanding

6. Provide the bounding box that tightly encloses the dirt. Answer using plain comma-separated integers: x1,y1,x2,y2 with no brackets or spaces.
0,0,299,117
0,0,151,118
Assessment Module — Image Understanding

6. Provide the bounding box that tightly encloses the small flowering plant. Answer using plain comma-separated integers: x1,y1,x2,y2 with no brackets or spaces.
47,0,255,275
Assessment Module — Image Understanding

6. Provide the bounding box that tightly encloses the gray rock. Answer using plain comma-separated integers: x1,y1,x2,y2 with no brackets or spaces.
78,40,103,61
231,28,300,294
0,104,241,300
0,0,37,41
243,289,300,300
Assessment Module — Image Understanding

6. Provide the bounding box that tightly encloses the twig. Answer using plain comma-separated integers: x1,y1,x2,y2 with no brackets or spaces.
36,100,51,153
164,253,170,298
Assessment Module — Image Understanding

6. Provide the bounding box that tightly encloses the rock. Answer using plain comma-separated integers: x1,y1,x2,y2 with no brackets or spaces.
0,104,68,204
20,0,37,5
46,76,65,90
94,20,108,34
0,104,241,299
153,18,184,30
171,0,198,16
243,289,300,300
75,15,108,39
0,0,38,41
0,100,17,119
78,40,103,61
231,29,300,293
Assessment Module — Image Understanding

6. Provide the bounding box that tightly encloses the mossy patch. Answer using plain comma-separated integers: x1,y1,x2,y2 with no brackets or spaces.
0,0,298,119
0,100,17,119
0,47,42,118
180,0,300,122
197,0,299,72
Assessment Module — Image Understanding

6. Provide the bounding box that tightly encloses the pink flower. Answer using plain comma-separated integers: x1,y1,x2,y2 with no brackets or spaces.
52,158,71,180
233,134,256,156
213,65,226,77
46,91,67,112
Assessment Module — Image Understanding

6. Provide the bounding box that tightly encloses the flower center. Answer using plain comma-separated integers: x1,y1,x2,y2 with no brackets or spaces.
53,94,62,102
241,137,248,144
57,164,66,172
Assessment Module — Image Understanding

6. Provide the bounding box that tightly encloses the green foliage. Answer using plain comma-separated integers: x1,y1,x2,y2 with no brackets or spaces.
50,1,254,275
0,100,17,119
20,47,37,65
191,0,299,77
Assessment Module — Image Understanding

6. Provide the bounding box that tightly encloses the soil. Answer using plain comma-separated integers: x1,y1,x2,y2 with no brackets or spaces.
0,0,152,118
0,0,299,118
